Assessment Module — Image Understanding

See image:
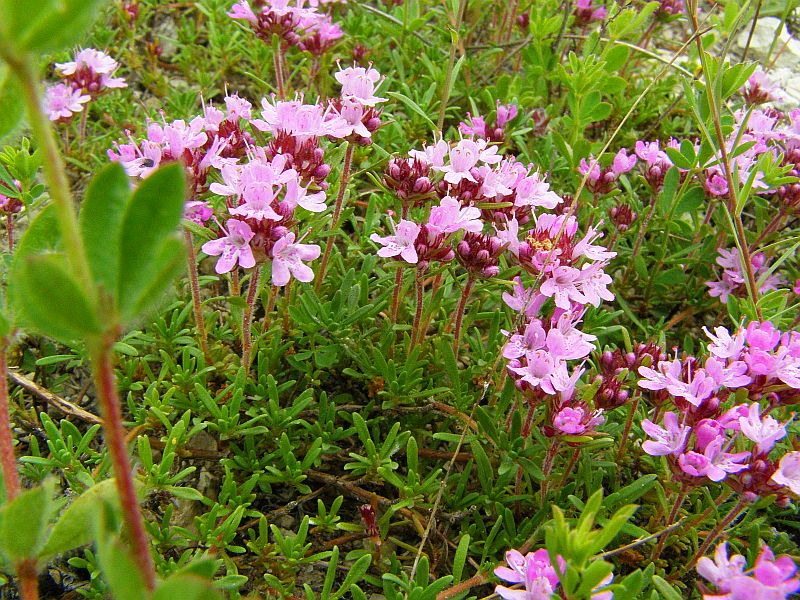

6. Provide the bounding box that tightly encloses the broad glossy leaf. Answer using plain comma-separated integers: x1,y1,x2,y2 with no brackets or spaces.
117,164,186,319
79,162,131,296
13,253,101,342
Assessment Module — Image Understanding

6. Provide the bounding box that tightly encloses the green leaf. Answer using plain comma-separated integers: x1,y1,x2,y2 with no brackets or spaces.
386,92,437,133
333,554,371,599
603,475,658,511
13,253,101,342
153,575,223,600
39,479,119,560
0,67,24,141
125,235,186,322
117,164,186,319
652,575,682,600
1,0,107,54
0,480,54,561
96,536,147,600
79,162,132,297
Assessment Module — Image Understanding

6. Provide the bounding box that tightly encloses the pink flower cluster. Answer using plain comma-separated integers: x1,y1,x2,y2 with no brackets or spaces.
741,67,783,106
706,247,785,304
228,0,343,55
459,100,518,144
697,542,799,599
573,0,607,26
494,549,613,600
638,322,800,496
579,149,637,195
45,48,126,122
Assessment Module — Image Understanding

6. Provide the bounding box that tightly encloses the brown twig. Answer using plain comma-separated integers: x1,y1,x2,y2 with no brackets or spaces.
8,370,103,425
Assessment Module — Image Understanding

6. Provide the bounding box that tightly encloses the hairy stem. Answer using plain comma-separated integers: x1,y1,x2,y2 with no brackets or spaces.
452,276,474,360
680,497,749,577
16,558,39,600
0,338,19,502
410,269,425,350
390,267,404,324
616,395,640,463
652,486,687,561
317,142,354,291
273,44,286,100
89,337,155,591
184,230,210,362
6,214,13,252
242,267,262,374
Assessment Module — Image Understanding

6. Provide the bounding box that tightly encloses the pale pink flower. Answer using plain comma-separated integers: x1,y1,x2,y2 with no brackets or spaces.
771,452,800,495
202,219,256,273
641,412,690,456
45,83,90,121
271,232,320,285
370,220,421,264
738,403,787,456
335,65,387,106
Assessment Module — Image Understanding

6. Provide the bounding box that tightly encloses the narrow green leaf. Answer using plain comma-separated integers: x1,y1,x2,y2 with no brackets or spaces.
117,163,186,318
652,575,682,600
14,253,101,342
0,480,54,561
79,162,131,296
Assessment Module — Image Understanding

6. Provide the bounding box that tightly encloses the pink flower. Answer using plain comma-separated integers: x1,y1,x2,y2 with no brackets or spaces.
514,172,561,209
611,148,636,176
495,101,518,128
502,277,546,319
335,65,387,106
746,321,782,352
459,113,488,138
427,196,483,235
697,542,747,590
271,232,320,286
494,549,564,600
771,452,800,495
704,326,746,360
55,48,127,91
201,219,256,273
641,412,690,456
437,139,482,184
540,266,587,310
638,358,682,391
679,435,749,482
370,219,421,264
44,83,90,121
184,201,213,225
738,403,787,456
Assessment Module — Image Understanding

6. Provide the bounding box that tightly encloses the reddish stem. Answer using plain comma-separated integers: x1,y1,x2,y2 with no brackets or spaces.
6,215,13,252
274,45,286,100
316,142,354,291
184,230,210,362
390,267,404,324
16,558,39,600
452,276,475,359
410,269,425,350
652,485,687,561
90,338,155,591
242,267,261,374
681,497,749,576
616,395,640,463
0,339,19,502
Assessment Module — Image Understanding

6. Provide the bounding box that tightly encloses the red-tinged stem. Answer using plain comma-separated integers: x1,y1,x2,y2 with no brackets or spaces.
89,337,155,591
681,497,749,576
557,447,581,491
230,269,240,297
0,339,19,502
242,267,261,374
16,558,39,600
652,485,687,561
410,269,425,350
420,272,444,341
316,142,354,291
390,268,404,324
184,230,210,362
274,45,286,100
539,438,561,505
616,395,640,463
452,276,475,359
6,215,13,252
282,278,292,336
622,193,657,284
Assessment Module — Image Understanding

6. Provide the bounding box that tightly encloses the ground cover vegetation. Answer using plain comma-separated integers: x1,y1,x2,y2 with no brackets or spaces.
1,0,800,598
